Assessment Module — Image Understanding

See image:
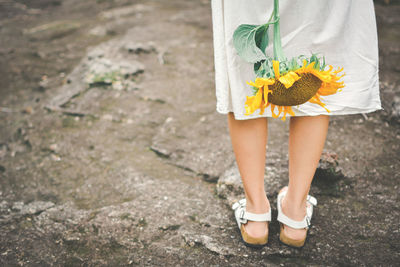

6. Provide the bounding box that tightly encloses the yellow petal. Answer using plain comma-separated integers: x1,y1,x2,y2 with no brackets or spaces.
273,60,280,79
263,87,272,104
301,59,308,70
254,78,266,88
246,80,260,88
244,88,263,115
259,99,266,115
307,61,316,70
246,77,275,88
270,104,279,118
253,87,263,109
308,94,331,113
278,71,300,88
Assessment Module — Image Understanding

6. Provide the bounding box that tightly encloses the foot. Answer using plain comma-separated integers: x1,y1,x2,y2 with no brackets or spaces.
279,186,309,241
243,198,270,238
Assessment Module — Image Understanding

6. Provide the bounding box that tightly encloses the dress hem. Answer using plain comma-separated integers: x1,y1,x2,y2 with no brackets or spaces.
216,106,384,120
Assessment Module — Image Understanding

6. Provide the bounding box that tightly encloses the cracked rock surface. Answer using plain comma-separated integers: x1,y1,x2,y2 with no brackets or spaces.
0,0,399,265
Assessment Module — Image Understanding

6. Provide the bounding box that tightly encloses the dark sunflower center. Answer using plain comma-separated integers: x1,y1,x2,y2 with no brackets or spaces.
268,73,322,106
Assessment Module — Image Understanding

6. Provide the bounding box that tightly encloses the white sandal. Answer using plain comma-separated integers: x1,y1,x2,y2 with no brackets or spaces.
277,190,317,248
232,198,271,248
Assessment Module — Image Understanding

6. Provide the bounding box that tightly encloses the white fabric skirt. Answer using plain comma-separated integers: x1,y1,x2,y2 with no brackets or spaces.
211,0,383,120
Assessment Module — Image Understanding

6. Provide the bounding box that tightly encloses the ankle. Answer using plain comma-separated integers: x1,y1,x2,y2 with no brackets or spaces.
282,195,306,220
246,197,270,213
284,191,307,208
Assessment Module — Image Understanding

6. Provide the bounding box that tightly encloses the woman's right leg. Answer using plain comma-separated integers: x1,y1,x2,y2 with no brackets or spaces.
227,112,270,237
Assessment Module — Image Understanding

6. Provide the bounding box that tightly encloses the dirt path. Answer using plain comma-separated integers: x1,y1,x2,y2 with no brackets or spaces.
1,0,399,265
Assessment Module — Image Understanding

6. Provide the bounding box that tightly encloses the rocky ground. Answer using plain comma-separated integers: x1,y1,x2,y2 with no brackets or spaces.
0,0,399,266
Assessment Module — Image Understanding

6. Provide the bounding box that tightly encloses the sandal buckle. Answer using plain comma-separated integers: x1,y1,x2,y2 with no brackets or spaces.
306,216,312,229
239,209,247,224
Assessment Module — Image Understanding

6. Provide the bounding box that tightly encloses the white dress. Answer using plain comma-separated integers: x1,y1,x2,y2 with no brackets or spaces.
211,0,383,120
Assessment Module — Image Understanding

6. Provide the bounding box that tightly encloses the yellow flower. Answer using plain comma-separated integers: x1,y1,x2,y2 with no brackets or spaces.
245,78,274,115
244,60,345,121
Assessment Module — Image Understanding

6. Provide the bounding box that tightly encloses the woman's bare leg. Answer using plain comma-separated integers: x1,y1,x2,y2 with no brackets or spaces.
227,112,270,237
281,115,330,240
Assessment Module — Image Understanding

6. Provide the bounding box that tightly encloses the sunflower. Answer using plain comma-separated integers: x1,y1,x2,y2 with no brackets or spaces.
233,0,346,121
244,59,345,121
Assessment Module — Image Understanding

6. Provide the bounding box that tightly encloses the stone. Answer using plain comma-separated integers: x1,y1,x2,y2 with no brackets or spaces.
99,4,153,20
391,95,400,119
124,42,156,54
88,26,108,37
216,163,243,203
181,232,233,256
19,201,55,215
11,201,24,212
0,200,9,214
150,113,234,182
23,20,81,40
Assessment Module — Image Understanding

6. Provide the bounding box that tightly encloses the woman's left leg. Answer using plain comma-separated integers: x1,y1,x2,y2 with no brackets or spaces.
281,115,330,240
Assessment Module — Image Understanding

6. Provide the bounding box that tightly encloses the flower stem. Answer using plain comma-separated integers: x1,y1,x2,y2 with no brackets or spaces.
266,9,274,24
273,0,285,61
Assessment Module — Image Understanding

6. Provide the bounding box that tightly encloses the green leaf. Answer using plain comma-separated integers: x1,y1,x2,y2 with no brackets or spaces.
310,53,318,69
254,60,268,77
321,55,326,70
233,24,268,63
254,61,263,77
290,57,299,70
252,86,259,95
254,61,262,72
264,58,274,78
255,25,269,56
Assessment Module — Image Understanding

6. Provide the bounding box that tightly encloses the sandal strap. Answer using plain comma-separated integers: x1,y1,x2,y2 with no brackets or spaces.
232,198,271,224
277,190,317,229
241,209,271,222
307,195,317,206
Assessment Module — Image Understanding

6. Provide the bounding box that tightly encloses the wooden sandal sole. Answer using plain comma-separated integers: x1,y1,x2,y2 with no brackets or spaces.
240,224,269,248
279,223,307,249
